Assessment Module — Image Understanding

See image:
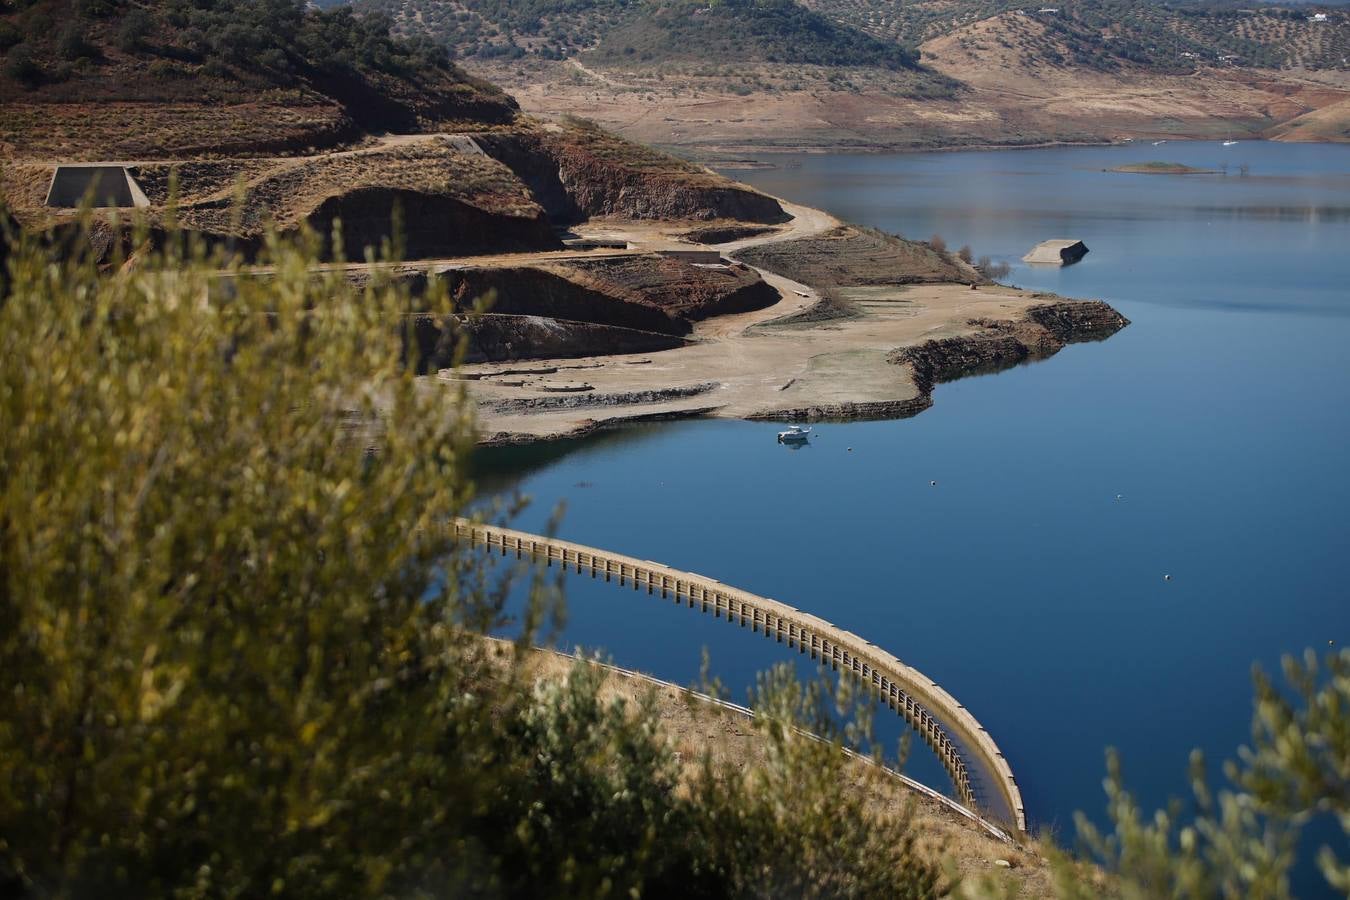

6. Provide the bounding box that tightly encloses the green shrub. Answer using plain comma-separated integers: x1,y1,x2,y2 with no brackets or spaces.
0,217,944,898
2,43,41,84
56,24,94,60
115,8,153,52
0,21,21,51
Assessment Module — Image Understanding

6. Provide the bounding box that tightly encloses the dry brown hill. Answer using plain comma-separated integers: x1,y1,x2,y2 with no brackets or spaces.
0,0,519,160
0,0,791,263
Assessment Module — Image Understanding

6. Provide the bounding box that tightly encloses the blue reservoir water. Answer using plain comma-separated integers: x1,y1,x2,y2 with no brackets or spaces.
475,141,1350,888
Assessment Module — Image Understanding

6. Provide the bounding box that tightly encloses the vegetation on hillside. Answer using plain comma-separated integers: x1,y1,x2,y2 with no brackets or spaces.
812,0,1349,72
588,0,920,69
0,0,518,143
0,216,1345,895
358,0,920,68
2,0,436,87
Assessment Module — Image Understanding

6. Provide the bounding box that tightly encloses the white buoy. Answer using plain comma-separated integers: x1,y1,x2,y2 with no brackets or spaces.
930,480,937,486
1164,574,1172,582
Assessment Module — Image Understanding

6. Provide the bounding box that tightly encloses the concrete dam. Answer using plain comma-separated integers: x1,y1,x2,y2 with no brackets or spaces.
454,519,1027,834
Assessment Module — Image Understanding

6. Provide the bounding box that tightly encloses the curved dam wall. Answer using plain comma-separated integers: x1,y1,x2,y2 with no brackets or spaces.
454,519,1027,833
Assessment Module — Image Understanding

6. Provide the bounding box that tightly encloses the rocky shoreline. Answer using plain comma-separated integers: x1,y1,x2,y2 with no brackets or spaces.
464,294,1129,446
895,300,1129,395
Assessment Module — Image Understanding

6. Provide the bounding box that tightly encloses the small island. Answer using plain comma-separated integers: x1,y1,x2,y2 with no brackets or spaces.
1110,161,1218,175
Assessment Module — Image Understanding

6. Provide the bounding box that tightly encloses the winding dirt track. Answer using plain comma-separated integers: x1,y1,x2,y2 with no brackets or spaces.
695,200,840,338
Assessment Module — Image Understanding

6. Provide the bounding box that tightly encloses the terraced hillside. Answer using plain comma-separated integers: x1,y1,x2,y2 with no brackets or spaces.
0,0,796,261
0,0,520,159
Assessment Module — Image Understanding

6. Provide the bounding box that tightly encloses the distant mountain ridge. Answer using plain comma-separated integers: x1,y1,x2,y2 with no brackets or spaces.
349,0,1348,75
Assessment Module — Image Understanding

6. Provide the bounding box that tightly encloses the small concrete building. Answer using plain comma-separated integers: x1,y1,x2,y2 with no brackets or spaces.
1023,239,1089,266
45,165,150,209
654,246,722,264
561,237,629,250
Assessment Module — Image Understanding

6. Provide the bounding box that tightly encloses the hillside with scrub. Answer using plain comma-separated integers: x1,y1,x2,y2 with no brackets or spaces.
0,0,521,159
354,0,923,68
350,0,1349,73
345,0,1349,151
807,0,1350,72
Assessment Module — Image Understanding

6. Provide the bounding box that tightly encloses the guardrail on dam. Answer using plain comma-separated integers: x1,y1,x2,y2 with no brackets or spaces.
454,519,1027,833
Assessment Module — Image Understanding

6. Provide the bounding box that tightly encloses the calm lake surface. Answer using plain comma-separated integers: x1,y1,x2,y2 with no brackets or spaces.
477,141,1350,886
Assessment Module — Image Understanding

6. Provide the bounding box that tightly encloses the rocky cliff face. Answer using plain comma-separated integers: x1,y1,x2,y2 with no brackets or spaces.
892,333,1032,395
1025,301,1130,341
305,189,560,261
476,129,787,225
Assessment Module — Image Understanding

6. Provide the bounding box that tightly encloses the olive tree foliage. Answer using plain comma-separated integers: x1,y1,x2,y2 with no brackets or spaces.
0,215,946,898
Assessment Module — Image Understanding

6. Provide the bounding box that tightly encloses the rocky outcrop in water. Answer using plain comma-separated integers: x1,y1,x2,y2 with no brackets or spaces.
892,299,1128,394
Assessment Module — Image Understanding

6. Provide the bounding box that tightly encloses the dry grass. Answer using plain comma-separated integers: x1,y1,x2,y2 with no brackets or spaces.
555,117,723,183
553,254,770,320
736,225,976,289
5,137,543,237
157,139,539,235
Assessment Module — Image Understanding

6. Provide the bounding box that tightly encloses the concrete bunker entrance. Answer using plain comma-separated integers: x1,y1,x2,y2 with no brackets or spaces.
45,166,150,209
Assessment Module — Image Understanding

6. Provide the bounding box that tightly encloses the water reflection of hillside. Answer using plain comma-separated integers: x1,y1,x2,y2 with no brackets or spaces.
471,423,674,497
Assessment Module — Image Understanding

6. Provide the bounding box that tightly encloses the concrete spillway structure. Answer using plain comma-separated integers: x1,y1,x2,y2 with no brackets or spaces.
454,519,1027,834
45,165,150,209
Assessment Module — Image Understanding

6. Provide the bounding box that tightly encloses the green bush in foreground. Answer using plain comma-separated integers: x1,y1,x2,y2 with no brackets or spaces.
0,220,941,898
0,218,1345,898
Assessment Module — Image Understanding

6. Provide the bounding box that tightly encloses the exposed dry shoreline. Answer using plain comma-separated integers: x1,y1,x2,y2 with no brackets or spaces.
455,197,1128,447
472,57,1350,161
459,267,1123,447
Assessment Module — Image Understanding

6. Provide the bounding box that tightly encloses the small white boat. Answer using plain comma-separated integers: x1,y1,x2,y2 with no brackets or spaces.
777,425,811,443
1222,140,1239,146
1152,140,1166,146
